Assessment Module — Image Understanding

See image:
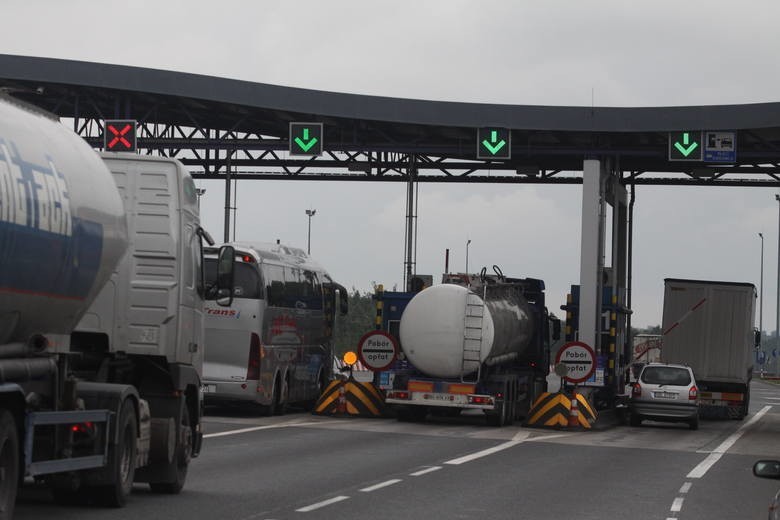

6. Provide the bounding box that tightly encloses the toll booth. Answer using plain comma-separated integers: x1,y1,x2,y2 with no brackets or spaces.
561,282,631,409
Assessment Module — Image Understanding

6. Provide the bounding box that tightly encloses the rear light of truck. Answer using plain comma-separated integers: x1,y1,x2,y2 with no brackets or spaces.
389,391,410,400
689,386,698,400
632,383,642,398
467,395,495,406
246,333,261,380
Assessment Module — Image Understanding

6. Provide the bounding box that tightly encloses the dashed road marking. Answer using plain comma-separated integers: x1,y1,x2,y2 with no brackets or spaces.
671,497,684,512
360,479,402,492
296,496,350,512
679,482,692,494
410,466,442,476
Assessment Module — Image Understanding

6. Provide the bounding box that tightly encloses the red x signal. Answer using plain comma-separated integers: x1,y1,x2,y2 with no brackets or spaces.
103,119,137,152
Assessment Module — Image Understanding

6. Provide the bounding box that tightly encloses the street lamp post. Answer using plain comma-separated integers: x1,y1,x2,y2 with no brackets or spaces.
465,239,471,275
759,232,764,356
305,209,316,254
776,195,780,375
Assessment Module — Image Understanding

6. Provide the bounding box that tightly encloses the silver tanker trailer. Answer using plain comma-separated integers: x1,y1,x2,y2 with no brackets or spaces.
385,268,560,426
0,94,232,517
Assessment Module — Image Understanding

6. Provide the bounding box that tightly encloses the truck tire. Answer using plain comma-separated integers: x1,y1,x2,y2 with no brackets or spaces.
0,411,18,520
149,403,191,494
486,402,507,427
98,399,137,507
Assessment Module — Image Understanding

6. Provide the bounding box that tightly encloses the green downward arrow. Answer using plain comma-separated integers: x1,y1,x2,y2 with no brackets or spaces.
294,128,318,152
674,132,699,157
481,130,506,155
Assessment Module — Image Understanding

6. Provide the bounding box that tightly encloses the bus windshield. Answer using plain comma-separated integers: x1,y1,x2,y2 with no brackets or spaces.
205,258,263,300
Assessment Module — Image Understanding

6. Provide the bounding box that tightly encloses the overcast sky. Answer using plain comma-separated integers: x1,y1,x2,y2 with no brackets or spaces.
3,0,780,331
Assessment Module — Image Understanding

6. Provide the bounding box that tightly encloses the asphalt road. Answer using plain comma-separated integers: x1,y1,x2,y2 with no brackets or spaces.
13,380,780,520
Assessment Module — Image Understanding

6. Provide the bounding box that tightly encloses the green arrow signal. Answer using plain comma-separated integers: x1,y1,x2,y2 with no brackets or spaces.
294,128,318,152
481,130,506,155
673,132,699,157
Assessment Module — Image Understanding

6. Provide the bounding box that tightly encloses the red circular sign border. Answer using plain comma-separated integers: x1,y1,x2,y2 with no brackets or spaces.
555,341,597,384
357,330,399,371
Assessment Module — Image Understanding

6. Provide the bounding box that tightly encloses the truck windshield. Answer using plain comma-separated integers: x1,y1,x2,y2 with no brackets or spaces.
204,258,263,300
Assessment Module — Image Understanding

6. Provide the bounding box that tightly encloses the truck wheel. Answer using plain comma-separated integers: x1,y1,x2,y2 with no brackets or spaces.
0,411,18,520
149,403,191,494
98,399,137,507
486,402,507,427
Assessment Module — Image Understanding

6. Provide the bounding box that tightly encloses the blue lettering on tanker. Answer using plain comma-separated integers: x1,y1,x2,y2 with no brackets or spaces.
0,138,103,299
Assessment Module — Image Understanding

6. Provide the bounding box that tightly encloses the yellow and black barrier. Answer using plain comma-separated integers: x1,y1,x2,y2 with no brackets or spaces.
313,376,386,417
524,391,597,429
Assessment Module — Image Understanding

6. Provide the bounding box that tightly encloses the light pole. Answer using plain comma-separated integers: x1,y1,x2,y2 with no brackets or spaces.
305,209,316,254
759,232,764,354
465,239,471,274
776,194,780,375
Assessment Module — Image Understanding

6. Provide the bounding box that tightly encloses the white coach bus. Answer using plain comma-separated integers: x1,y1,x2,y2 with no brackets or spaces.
202,242,348,413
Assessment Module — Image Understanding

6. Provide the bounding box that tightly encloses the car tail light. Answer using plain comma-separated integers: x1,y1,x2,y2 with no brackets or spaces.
632,383,642,398
689,386,698,400
246,333,261,380
389,391,410,400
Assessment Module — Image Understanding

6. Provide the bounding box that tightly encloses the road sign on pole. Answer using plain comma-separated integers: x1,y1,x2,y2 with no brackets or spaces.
357,331,398,371
668,131,703,161
289,122,323,156
555,341,596,384
477,128,511,160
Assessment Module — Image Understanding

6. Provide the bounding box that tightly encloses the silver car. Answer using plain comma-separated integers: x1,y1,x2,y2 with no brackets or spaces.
629,363,699,429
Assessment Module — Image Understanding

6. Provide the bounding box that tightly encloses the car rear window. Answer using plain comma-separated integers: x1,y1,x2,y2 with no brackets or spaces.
641,366,691,386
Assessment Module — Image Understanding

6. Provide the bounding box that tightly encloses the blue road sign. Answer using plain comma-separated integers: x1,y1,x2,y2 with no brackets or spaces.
703,131,736,162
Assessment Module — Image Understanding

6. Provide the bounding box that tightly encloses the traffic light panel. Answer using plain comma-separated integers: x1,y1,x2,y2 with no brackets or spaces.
289,123,323,156
477,128,511,160
668,131,703,161
104,120,137,152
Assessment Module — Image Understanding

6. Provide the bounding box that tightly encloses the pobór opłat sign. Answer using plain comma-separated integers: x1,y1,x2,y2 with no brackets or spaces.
555,341,596,384
357,331,398,371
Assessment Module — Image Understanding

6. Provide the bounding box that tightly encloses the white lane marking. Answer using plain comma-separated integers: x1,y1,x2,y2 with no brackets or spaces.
687,405,771,479
444,431,539,465
360,479,402,492
204,421,320,439
526,433,571,442
762,397,780,400
671,497,684,512
679,482,692,494
410,466,442,477
295,496,350,512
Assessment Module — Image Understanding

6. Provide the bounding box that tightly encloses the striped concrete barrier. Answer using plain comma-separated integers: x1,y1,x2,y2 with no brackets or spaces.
313,377,386,417
524,391,597,429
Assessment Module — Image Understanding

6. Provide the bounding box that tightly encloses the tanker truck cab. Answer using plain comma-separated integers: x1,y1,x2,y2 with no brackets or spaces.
201,242,347,414
385,270,559,426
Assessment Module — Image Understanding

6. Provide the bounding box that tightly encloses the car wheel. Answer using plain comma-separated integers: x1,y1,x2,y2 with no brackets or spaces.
629,412,642,427
688,415,699,430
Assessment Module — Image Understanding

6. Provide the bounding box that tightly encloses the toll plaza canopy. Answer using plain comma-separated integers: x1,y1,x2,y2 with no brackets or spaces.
1,54,779,186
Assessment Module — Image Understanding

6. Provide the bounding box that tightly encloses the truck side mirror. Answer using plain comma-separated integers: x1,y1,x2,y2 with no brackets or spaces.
336,283,349,316
216,245,235,307
551,317,561,341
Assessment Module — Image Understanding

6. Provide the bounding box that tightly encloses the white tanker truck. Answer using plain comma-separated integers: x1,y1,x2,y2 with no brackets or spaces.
0,94,232,516
384,268,561,426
